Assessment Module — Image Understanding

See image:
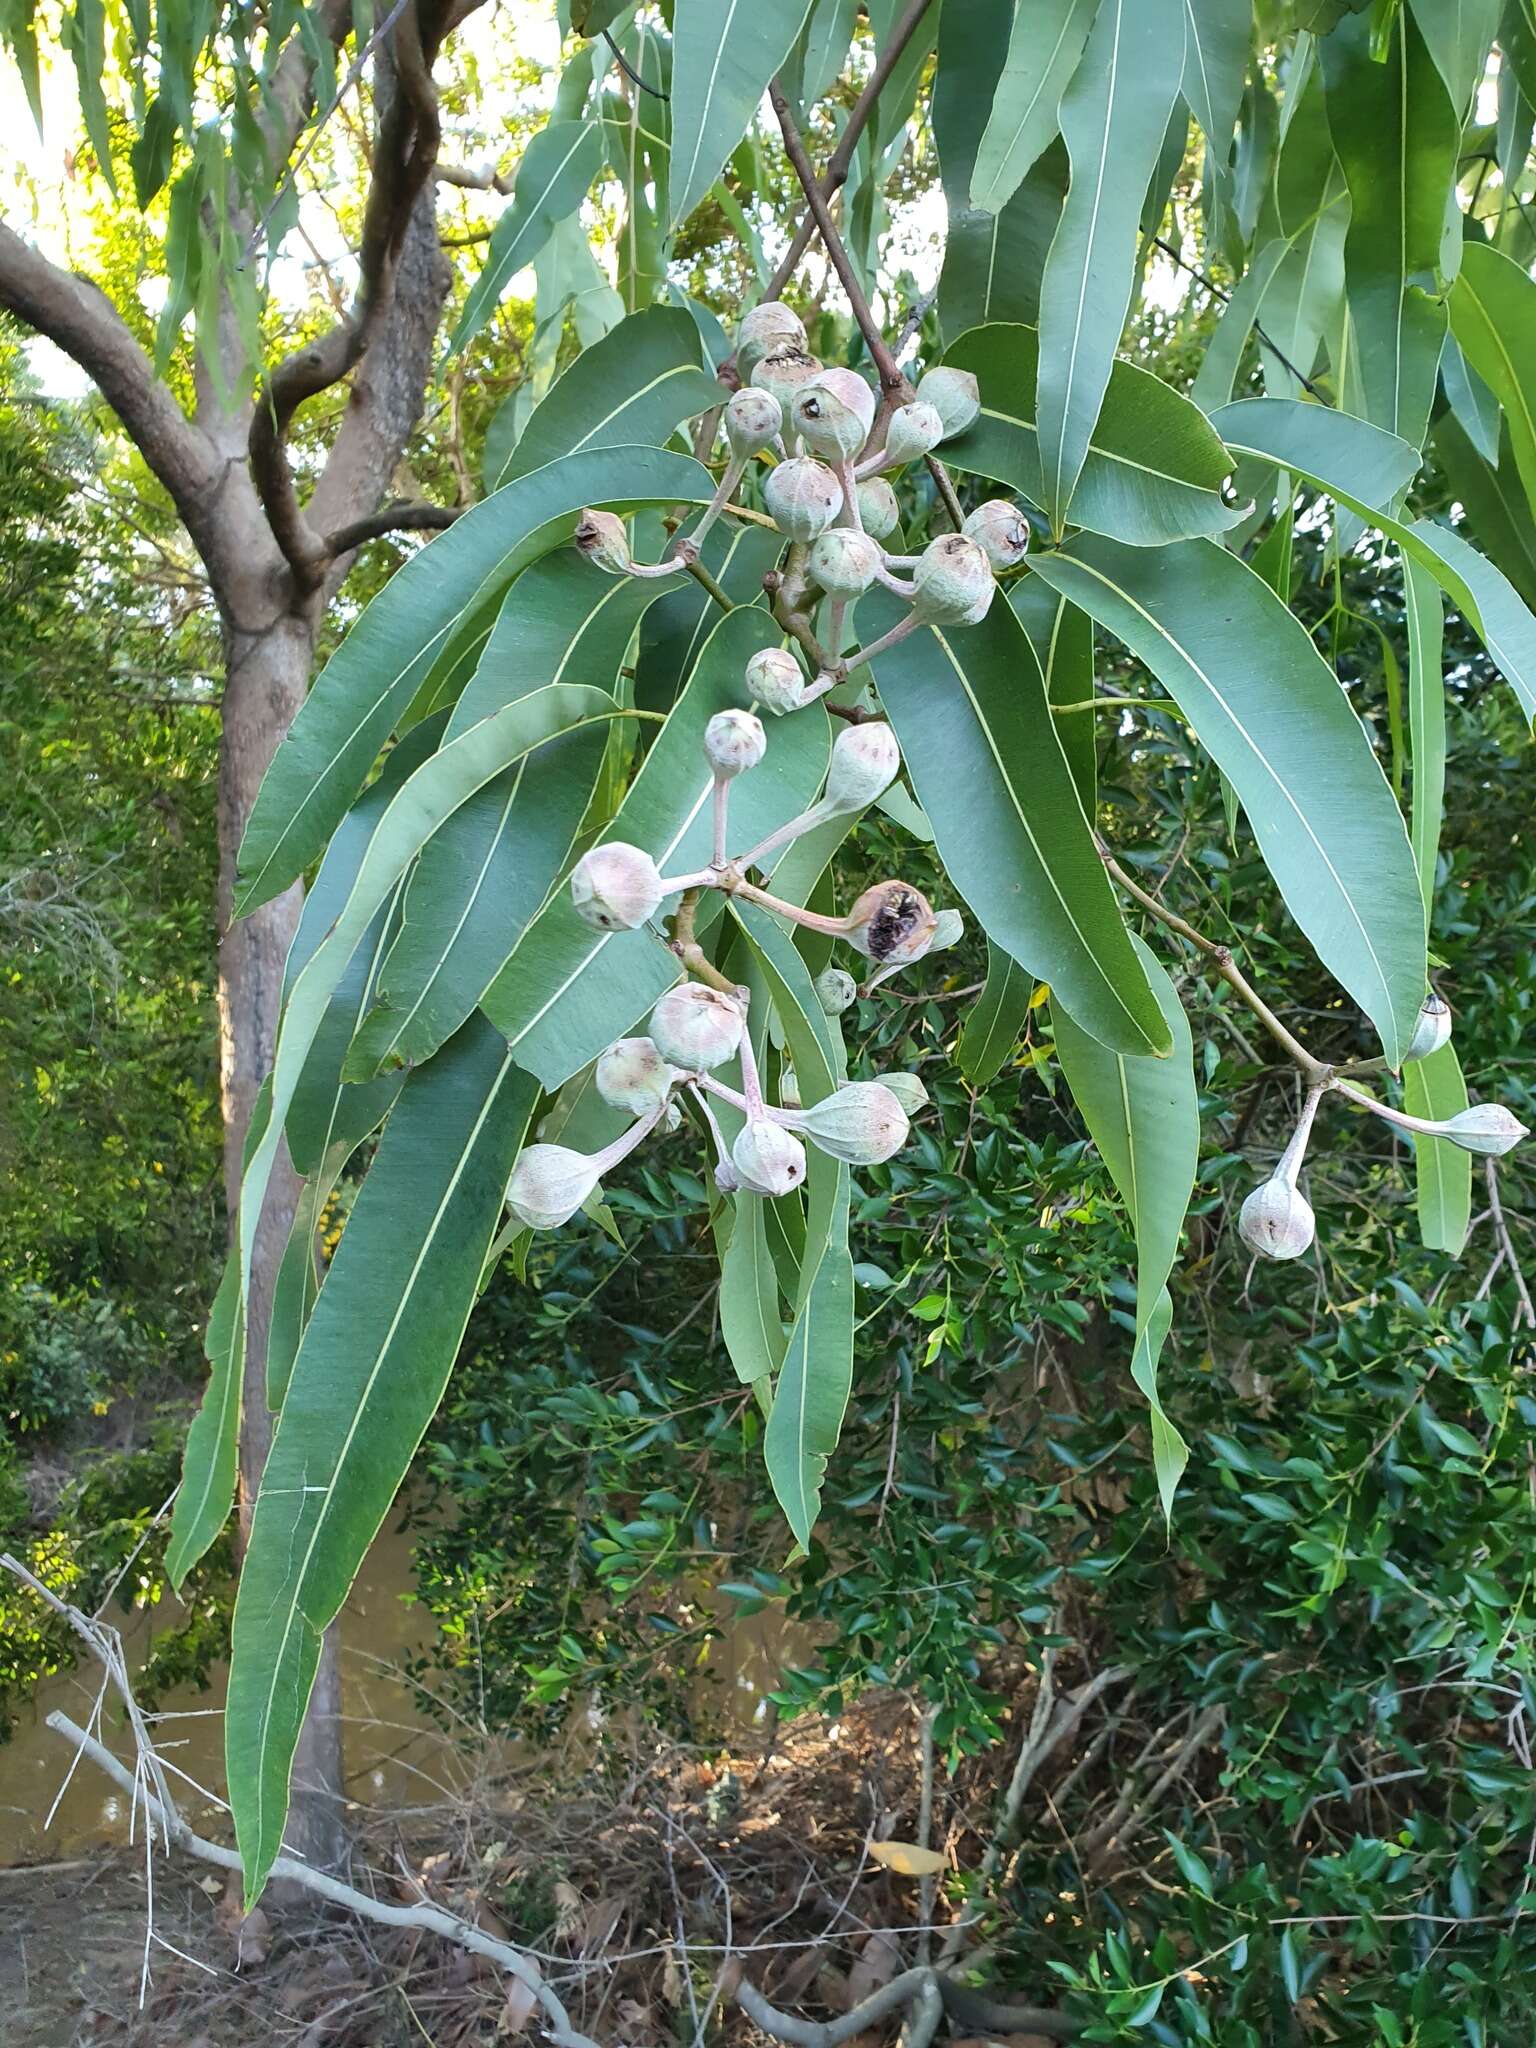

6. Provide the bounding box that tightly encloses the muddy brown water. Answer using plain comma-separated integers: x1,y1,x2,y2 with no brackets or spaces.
0,1517,803,1866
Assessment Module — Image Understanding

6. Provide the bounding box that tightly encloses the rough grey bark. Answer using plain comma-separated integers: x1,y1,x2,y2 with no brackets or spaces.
0,1,457,1882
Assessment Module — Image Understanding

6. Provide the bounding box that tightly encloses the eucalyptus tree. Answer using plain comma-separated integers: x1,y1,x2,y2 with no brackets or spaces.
5,0,1536,1922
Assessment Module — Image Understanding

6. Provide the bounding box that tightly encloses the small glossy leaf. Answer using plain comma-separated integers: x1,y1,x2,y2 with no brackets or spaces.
864,588,1171,1057
236,445,715,913
447,119,607,356
945,323,1240,547
1035,0,1187,533
668,0,813,230
1029,534,1428,1065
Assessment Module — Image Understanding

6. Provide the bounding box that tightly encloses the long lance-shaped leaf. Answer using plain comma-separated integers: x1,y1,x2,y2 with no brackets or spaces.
1448,241,1536,524
863,588,1171,1058
944,322,1240,547
482,608,831,1089
446,119,607,357
1029,534,1428,1066
489,305,721,490
719,1192,788,1388
969,0,1096,216
1210,396,1536,726
1181,0,1247,155
957,944,1033,1086
1318,10,1458,451
1404,1042,1473,1256
1012,575,1096,809
236,686,623,1345
346,559,664,1083
236,446,716,914
1053,936,1198,1520
668,0,813,231
1434,411,1536,611
732,901,853,1547
226,1015,537,1906
1406,0,1500,118
1035,0,1186,535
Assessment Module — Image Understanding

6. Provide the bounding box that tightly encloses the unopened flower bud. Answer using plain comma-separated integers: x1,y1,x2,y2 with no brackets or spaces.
913,533,996,626
744,645,808,716
736,301,807,379
574,507,634,575
596,1036,677,1116
751,350,823,433
705,707,766,778
1441,1104,1528,1156
506,1143,602,1231
794,1080,909,1165
1404,993,1452,1064
724,386,784,458
856,477,901,539
809,526,882,598
878,1072,929,1115
733,1117,807,1195
764,456,843,541
570,841,665,930
963,498,1031,570
815,966,858,1015
792,370,877,462
916,364,981,438
779,1062,801,1110
825,721,901,810
649,982,745,1070
882,400,945,467
844,879,938,965
1238,1176,1316,1260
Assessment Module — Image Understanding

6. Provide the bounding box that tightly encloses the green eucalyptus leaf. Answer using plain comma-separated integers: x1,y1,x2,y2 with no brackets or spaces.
945,323,1241,546
969,0,1096,215
235,445,716,914
1405,553,1446,915
1405,0,1500,117
719,1191,788,1386
165,1234,246,1588
1404,1040,1473,1256
447,119,607,357
958,945,1033,1085
1035,0,1187,534
668,0,813,230
1012,576,1097,809
226,1016,536,1908
1448,241,1536,524
1029,534,1428,1066
1433,411,1536,612
1181,0,1249,155
863,588,1171,1058
1053,936,1198,1520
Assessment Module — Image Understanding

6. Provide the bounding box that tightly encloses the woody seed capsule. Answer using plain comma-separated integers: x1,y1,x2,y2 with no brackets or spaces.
824,722,901,810
736,301,808,380
744,646,808,717
764,456,843,542
1238,1176,1316,1261
751,350,824,434
733,1117,807,1196
844,880,939,965
856,477,901,540
794,1080,909,1165
1403,993,1452,1064
809,526,883,599
815,966,858,1015
505,1143,603,1232
963,499,1031,570
649,982,745,1070
569,842,665,930
912,532,996,625
882,400,945,467
792,370,877,462
573,507,635,576
916,364,981,438
705,708,767,777
595,1037,678,1116
724,386,785,458
1441,1104,1528,1156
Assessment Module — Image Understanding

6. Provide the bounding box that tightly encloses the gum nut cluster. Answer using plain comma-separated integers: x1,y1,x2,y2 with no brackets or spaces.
650,982,745,1070
1404,992,1452,1063
745,645,807,716
570,841,664,930
736,301,808,379
596,1037,676,1115
765,456,843,541
809,526,882,598
1239,1176,1316,1261
815,966,858,1015
825,721,901,809
964,499,1031,570
913,533,997,625
734,1118,807,1196
725,386,784,457
705,707,766,777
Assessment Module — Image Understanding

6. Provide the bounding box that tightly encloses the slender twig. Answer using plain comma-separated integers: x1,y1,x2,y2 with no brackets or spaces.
685,555,736,614
1098,843,1328,1083
1485,1160,1536,1327
1083,1703,1226,1872
764,0,936,300
1150,234,1328,403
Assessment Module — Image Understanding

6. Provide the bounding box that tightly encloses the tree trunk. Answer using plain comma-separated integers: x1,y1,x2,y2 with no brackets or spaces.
217,601,348,1873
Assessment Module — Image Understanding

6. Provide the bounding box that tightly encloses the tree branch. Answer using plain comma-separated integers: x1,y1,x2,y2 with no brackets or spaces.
0,222,219,552
436,159,514,192
323,496,462,555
